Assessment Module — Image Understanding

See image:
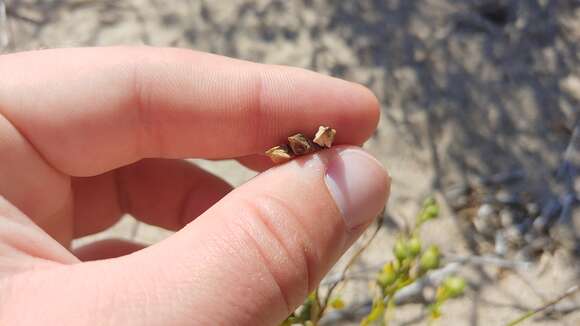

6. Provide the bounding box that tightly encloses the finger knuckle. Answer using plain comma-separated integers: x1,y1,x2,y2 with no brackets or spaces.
231,193,320,309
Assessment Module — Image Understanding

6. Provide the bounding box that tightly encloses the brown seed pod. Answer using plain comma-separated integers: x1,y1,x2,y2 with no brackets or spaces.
288,133,319,155
265,126,336,164
265,145,294,163
313,126,336,148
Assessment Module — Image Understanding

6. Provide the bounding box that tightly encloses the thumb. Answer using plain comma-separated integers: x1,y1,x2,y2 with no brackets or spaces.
6,146,389,326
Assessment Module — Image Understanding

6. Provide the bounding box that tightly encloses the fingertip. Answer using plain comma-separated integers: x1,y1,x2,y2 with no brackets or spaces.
357,83,381,129
327,80,381,146
349,83,381,141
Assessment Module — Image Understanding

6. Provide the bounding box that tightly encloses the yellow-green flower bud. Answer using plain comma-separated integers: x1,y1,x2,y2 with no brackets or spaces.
424,204,439,219
392,258,401,272
408,237,422,257
443,276,466,298
393,239,409,261
420,245,440,271
423,197,436,207
418,197,439,223
330,297,345,310
378,262,397,287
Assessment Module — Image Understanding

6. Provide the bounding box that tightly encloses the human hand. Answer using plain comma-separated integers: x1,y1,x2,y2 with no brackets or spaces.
0,47,389,325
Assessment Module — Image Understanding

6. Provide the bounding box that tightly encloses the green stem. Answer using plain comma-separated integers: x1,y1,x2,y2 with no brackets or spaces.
384,298,396,325
505,311,535,326
321,214,383,317
505,285,579,326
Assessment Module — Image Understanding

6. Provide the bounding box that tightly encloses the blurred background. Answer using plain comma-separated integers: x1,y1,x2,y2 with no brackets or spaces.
1,0,579,325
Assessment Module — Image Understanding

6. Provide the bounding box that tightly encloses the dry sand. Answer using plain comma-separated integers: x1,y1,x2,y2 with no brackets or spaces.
2,0,579,325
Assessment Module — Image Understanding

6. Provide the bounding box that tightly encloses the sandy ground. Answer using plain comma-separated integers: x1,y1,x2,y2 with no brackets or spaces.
2,0,580,325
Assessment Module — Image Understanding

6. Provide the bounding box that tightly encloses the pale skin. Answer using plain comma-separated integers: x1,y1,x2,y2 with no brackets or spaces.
0,47,390,325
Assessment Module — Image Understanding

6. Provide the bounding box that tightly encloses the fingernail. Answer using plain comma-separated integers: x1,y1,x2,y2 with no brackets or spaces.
324,149,389,229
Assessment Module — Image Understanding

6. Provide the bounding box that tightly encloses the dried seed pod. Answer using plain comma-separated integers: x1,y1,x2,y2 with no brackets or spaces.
313,126,336,148
265,145,293,163
288,133,317,155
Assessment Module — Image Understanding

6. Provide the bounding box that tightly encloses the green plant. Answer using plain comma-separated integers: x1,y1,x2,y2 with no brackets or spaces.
428,276,467,320
281,198,466,326
360,197,466,325
281,291,321,326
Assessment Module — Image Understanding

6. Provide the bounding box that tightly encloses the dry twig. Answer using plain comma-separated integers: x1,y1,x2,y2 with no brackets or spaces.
318,213,384,317
505,285,580,326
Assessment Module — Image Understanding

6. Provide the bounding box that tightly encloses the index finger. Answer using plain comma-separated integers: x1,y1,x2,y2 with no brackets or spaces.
0,47,379,176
